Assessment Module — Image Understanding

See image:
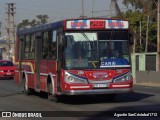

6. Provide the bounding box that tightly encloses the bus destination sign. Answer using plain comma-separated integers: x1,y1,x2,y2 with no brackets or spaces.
90,21,105,29
66,20,129,29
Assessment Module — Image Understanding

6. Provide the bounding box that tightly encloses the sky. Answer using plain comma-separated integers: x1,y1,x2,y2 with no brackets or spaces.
0,0,125,36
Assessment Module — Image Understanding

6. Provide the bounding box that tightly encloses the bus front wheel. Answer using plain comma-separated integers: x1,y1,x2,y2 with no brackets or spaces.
22,77,33,95
47,82,59,102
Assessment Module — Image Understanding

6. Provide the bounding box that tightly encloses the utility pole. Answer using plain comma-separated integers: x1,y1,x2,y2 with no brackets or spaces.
6,3,11,60
80,0,87,18
91,0,94,17
10,3,16,45
145,15,149,53
81,0,85,18
139,21,142,46
133,30,137,53
110,0,113,17
6,3,16,61
157,0,160,71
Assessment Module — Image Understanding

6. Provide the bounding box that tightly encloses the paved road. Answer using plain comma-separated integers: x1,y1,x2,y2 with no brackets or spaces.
0,79,160,120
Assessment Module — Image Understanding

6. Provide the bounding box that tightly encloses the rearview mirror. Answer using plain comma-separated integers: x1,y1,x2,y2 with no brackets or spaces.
129,33,134,45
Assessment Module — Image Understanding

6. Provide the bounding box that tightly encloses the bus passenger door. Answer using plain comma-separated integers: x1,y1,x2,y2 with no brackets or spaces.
35,32,42,91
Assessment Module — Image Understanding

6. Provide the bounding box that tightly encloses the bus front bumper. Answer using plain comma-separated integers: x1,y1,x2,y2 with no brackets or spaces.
61,88,133,95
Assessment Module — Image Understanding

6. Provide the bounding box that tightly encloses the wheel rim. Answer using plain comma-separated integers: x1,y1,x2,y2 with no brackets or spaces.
22,77,28,92
25,79,28,91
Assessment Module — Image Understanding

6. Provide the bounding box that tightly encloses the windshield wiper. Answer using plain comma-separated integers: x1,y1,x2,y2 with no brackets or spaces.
81,33,90,41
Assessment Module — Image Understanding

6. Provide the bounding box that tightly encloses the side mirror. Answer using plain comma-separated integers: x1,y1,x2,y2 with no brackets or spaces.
63,36,67,48
129,33,134,45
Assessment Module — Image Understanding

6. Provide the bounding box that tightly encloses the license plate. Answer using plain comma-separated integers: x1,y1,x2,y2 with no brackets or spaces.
7,72,11,75
93,83,108,88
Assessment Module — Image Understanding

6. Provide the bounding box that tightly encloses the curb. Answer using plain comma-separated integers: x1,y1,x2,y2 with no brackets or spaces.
134,82,160,87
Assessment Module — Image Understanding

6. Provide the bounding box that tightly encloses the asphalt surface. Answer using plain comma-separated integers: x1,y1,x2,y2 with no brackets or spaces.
0,79,160,120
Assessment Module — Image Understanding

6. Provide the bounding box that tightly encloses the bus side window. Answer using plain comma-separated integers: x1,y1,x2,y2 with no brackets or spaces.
42,32,49,59
48,30,57,60
29,34,35,59
23,35,30,59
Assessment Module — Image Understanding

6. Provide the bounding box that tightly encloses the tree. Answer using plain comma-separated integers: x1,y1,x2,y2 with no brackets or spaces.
123,0,145,9
17,19,30,30
36,15,49,25
122,0,157,20
30,19,37,27
119,0,158,52
123,10,157,52
17,14,49,30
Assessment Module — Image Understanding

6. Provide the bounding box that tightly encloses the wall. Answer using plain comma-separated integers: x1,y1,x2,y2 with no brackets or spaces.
136,71,160,84
131,53,160,84
0,40,9,60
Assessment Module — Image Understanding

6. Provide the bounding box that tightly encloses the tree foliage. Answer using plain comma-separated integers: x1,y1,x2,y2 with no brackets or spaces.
123,0,157,20
17,15,49,30
119,0,158,52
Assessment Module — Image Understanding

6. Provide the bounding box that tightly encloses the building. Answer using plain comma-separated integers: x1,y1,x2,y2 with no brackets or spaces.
0,39,13,60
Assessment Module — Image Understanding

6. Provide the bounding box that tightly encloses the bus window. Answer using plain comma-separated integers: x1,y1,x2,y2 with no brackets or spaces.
52,30,57,42
24,35,30,59
48,30,56,60
42,32,49,59
29,34,35,59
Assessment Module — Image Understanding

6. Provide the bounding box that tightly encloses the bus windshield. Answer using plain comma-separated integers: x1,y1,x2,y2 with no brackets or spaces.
64,31,130,69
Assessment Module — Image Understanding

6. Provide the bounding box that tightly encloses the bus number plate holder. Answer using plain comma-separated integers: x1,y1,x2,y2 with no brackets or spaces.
93,83,108,88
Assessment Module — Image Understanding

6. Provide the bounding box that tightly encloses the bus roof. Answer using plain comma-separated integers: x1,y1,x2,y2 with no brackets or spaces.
17,18,129,36
17,20,63,35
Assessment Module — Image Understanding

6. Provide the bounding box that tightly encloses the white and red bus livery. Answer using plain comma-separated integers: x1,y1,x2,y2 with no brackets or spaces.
14,18,133,101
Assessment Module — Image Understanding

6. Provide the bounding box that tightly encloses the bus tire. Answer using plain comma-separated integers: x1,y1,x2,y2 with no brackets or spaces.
22,76,32,95
47,82,53,100
52,96,59,103
47,78,60,103
47,81,60,102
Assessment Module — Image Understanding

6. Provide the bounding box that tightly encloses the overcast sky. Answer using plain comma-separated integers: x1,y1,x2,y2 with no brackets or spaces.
0,0,125,36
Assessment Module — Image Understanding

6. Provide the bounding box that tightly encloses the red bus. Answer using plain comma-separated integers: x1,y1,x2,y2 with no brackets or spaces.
14,18,133,102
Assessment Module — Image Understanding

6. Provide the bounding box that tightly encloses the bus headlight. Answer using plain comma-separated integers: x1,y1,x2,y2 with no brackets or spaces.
113,72,132,83
65,72,88,84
